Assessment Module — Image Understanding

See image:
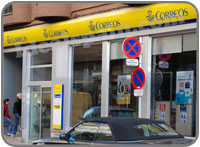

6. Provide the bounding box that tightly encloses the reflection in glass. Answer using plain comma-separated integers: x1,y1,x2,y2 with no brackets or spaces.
109,41,138,117
30,67,52,81
29,86,41,140
29,87,51,140
151,34,196,137
69,122,114,141
95,123,114,141
30,48,52,65
133,124,179,137
70,122,99,141
41,87,51,139
72,43,102,125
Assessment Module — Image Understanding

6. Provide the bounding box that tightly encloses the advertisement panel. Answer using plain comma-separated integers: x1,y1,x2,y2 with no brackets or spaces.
117,75,131,104
53,84,64,129
176,71,194,104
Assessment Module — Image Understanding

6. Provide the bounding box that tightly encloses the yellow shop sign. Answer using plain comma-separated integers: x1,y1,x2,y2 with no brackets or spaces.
3,3,197,47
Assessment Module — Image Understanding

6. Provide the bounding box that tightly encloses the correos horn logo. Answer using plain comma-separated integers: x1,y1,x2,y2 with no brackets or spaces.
6,36,27,44
89,21,95,31
146,11,155,22
146,8,188,22
43,29,68,38
89,20,121,31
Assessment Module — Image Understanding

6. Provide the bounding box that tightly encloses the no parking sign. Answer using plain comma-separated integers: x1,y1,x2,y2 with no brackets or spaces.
132,67,145,89
123,37,141,59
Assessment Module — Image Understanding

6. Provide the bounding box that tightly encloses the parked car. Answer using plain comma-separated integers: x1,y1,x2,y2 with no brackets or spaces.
82,106,136,119
32,117,194,145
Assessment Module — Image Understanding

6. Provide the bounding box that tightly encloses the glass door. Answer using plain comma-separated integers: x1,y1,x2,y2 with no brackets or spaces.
29,86,51,140
41,87,51,138
29,86,41,140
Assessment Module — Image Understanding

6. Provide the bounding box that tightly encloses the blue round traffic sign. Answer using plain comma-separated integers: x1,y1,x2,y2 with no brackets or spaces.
123,37,141,59
132,67,145,89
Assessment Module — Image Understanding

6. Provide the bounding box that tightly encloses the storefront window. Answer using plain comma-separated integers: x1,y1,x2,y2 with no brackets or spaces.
72,43,102,125
30,48,52,65
151,33,197,137
30,67,52,81
30,48,52,81
109,40,138,118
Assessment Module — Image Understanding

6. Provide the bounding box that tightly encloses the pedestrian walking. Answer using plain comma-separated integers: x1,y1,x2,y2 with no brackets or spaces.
3,98,13,136
12,93,22,136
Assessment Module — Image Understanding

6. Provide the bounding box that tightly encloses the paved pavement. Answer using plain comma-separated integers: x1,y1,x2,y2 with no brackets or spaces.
3,135,30,146
3,126,31,145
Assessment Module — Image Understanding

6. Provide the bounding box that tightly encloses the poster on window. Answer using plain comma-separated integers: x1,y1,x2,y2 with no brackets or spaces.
180,104,187,112
180,112,187,124
160,112,166,122
159,104,166,122
176,71,194,104
117,75,131,104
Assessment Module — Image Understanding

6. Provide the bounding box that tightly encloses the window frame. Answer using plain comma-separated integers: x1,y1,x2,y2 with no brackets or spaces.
29,48,53,82
132,123,180,137
68,121,114,142
71,42,104,126
3,4,12,16
68,122,99,142
150,31,197,137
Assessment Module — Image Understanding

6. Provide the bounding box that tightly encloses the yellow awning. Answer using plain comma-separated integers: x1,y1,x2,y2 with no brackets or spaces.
3,3,197,47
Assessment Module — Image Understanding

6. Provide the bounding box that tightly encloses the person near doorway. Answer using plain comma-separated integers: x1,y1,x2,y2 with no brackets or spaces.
3,98,13,136
12,93,22,136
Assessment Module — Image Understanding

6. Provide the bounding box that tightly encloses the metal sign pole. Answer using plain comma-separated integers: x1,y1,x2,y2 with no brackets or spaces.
138,37,143,118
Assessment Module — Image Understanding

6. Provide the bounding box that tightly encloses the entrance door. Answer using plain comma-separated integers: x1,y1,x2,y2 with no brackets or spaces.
29,86,51,140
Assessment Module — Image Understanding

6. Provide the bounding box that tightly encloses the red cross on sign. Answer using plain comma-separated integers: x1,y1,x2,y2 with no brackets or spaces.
123,37,141,59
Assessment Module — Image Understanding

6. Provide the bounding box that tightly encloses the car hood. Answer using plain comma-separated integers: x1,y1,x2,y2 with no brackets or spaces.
143,137,194,144
32,138,68,145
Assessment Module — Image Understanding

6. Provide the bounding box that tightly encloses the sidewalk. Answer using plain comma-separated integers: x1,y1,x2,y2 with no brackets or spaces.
3,126,31,145
3,135,30,146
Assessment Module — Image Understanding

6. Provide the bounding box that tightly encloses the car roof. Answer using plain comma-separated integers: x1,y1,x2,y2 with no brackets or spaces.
84,117,161,124
83,117,182,141
88,106,135,111
109,106,135,111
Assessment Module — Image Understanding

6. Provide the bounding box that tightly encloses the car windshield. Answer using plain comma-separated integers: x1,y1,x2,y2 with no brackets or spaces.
133,123,179,137
82,108,100,119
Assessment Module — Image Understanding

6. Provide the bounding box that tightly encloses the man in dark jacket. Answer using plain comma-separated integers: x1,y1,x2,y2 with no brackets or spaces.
12,93,22,136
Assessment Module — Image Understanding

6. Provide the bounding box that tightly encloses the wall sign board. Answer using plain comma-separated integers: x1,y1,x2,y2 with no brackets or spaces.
134,89,144,97
53,84,64,130
126,59,139,66
176,71,194,104
117,75,131,104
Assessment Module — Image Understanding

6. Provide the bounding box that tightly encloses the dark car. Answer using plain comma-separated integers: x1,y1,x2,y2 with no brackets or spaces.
32,117,194,145
82,106,136,119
